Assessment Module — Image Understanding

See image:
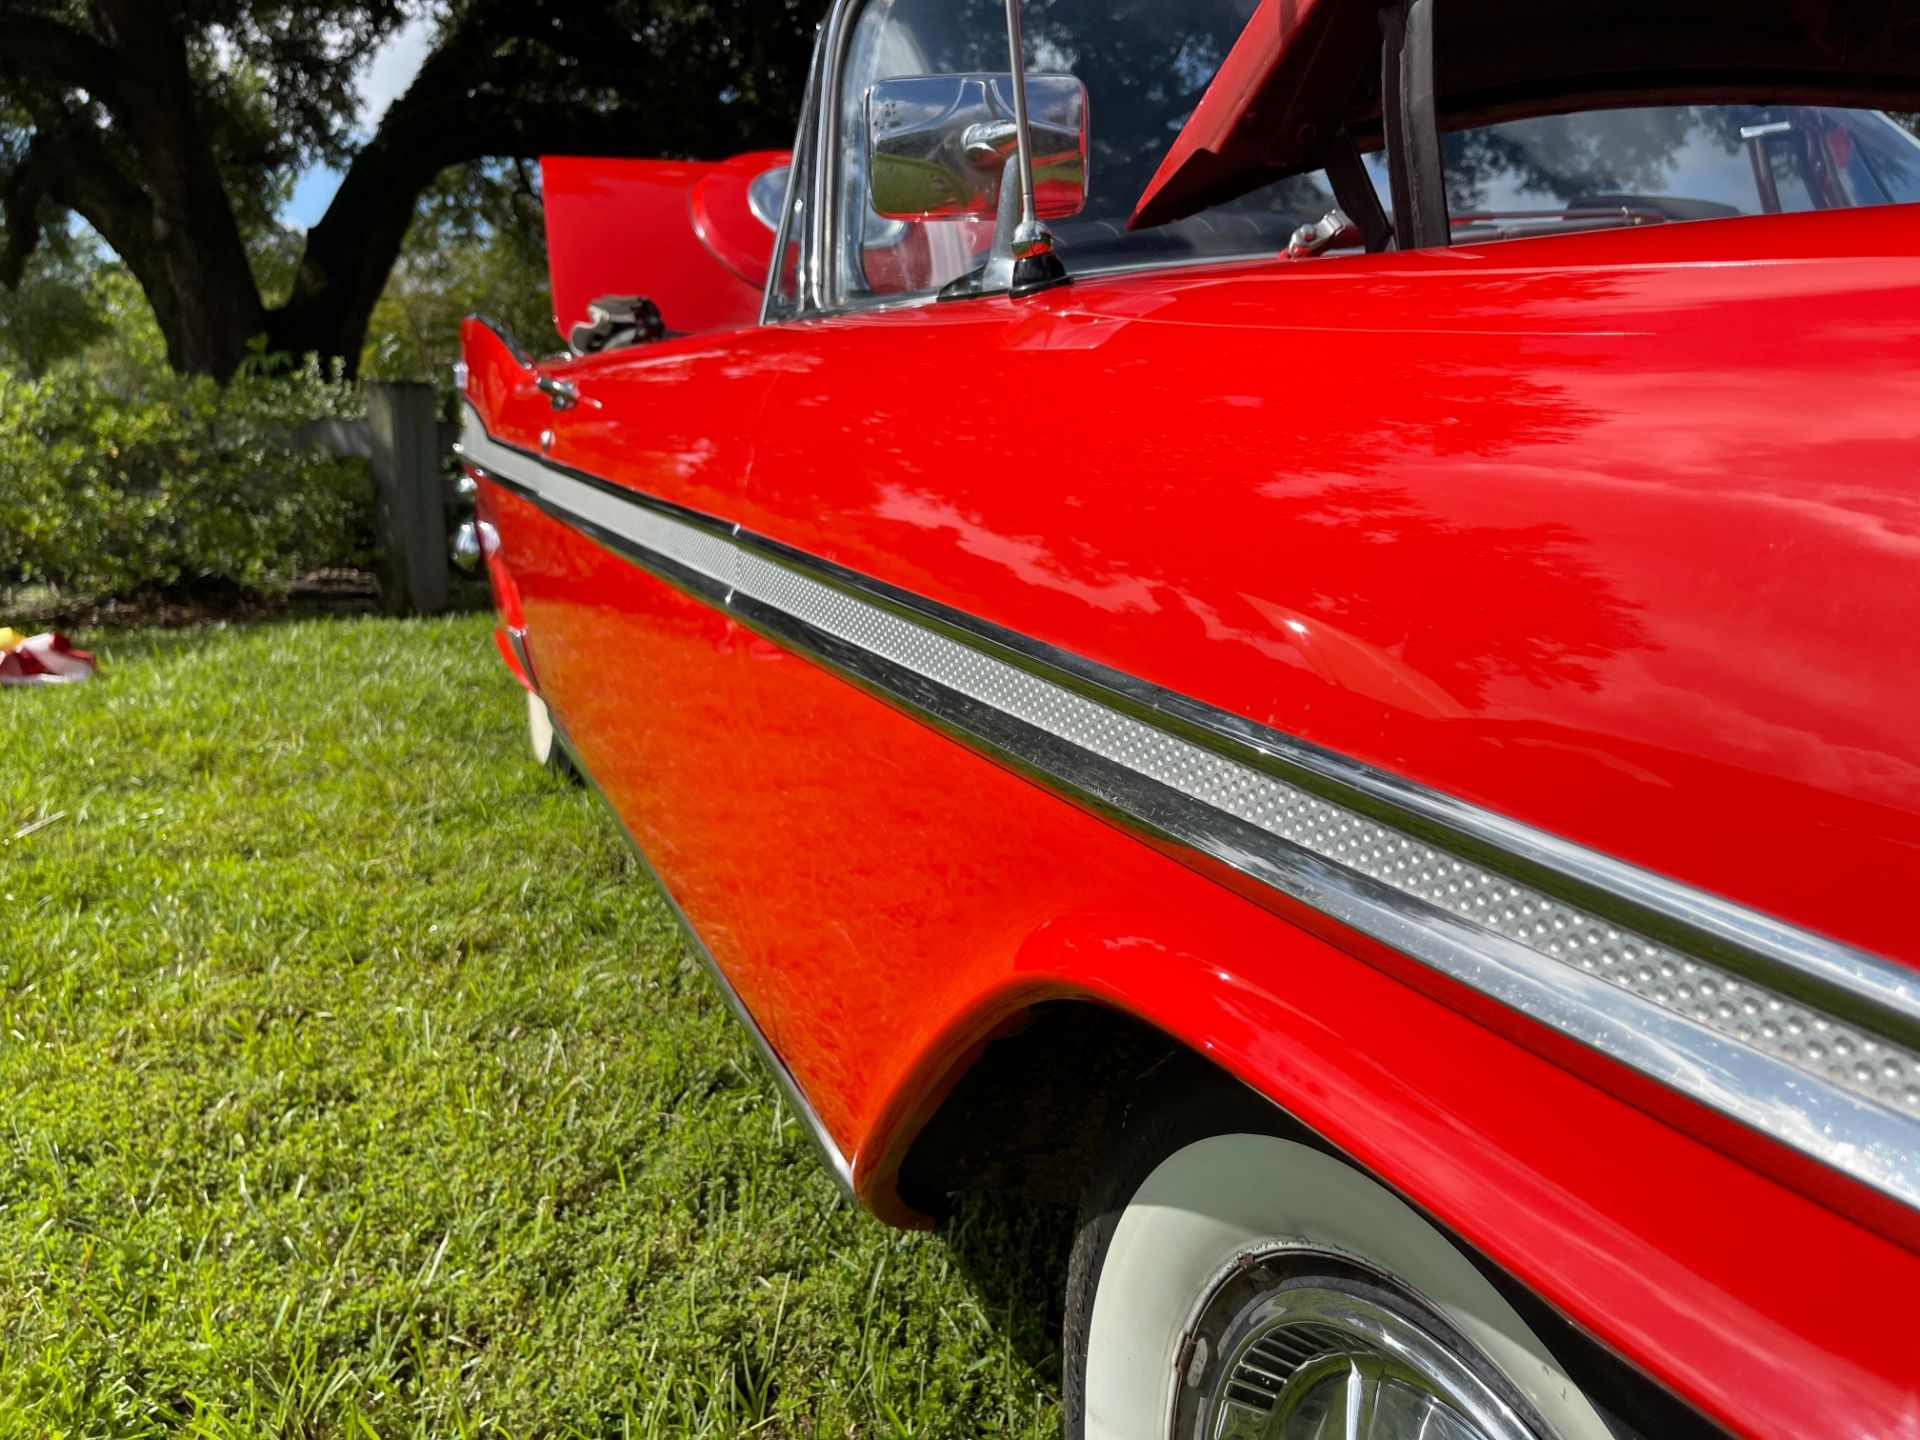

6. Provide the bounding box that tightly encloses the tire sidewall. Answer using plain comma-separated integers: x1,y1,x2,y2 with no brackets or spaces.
525,691,579,781
1063,1065,1611,1440
527,689,558,766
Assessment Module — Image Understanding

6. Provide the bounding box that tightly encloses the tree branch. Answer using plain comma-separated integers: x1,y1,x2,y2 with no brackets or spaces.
0,14,121,114
84,0,264,374
7,0,813,374
271,5,583,360
0,15,120,103
275,0,787,363
0,15,122,291
1,136,53,290
18,120,189,369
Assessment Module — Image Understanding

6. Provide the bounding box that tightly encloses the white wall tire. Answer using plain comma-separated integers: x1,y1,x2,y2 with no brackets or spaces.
1065,1083,1613,1440
525,691,578,781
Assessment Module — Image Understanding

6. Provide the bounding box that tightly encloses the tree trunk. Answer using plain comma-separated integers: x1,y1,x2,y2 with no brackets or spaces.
90,0,266,379
263,25,514,380
266,142,437,380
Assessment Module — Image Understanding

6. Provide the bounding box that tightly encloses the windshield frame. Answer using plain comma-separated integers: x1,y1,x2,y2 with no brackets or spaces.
782,0,1332,320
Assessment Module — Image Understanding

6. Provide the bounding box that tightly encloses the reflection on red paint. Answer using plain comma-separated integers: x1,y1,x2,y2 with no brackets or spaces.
460,202,1920,1440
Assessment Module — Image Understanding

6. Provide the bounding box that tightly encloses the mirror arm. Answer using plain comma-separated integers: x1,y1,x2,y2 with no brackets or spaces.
976,161,1024,294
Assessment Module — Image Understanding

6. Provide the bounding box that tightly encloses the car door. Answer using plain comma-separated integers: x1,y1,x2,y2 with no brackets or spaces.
709,0,1920,1161
653,0,1324,1162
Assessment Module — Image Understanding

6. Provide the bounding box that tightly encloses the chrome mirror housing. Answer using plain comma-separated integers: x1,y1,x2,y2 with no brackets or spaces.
866,73,1087,222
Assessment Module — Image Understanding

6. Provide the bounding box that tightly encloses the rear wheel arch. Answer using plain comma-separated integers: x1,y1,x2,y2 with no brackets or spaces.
890,1002,1727,1440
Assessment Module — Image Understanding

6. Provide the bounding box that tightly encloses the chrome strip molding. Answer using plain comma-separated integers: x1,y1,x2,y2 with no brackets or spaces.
457,407,1920,1212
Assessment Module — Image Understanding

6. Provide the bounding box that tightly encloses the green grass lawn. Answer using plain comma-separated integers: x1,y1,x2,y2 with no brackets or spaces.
0,615,1065,1438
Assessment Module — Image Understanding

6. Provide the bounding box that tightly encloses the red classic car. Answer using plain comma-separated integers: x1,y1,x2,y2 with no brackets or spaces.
455,0,1920,1434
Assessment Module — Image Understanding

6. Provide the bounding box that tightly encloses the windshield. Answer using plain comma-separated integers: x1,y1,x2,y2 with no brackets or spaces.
836,0,1338,301
831,0,1920,303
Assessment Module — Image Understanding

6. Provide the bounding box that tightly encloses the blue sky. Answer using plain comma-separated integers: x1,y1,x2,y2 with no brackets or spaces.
282,16,436,230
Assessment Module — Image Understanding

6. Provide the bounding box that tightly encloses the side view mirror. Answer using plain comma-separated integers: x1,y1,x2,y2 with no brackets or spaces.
866,73,1087,222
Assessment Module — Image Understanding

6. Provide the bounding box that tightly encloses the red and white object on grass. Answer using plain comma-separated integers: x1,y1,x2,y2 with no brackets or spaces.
0,629,96,684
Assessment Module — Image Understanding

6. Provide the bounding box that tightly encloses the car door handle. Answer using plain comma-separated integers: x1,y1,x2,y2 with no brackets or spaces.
535,374,579,411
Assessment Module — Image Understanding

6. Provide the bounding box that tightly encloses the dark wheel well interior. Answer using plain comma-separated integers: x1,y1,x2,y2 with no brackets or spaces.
899,999,1731,1440
897,1001,1177,1212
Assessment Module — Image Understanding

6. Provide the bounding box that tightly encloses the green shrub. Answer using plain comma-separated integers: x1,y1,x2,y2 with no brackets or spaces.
0,363,372,598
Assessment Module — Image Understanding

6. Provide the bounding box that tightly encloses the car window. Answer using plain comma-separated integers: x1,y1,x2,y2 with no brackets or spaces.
1359,104,1920,238
831,0,1341,306
1841,109,1920,204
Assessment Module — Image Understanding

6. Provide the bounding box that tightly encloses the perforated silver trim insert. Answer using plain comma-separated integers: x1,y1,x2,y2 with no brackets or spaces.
457,409,1920,1210
733,551,1916,1118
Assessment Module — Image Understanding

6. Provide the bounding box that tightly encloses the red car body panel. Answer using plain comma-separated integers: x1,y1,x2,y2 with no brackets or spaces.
540,152,787,341
737,207,1920,972
461,190,1920,1437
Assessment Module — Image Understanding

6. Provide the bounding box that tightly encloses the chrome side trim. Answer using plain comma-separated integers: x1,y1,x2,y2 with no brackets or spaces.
503,625,539,691
808,0,865,314
732,528,1920,1045
457,405,1920,1213
759,14,823,325
544,707,857,1201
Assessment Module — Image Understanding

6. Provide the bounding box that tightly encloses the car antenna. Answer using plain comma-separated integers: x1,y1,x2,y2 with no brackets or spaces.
1002,0,1070,296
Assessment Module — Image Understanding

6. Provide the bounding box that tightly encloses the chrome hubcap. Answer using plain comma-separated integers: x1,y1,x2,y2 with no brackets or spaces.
1176,1259,1543,1440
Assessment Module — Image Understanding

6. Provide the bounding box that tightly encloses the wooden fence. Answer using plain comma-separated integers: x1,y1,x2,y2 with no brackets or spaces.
301,382,461,616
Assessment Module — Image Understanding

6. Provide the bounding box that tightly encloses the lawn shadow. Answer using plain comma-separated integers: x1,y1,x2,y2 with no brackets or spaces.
936,1189,1075,1394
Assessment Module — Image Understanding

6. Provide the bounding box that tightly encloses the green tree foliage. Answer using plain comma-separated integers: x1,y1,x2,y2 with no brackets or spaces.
64,262,176,394
361,160,554,384
0,0,814,380
0,243,108,378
